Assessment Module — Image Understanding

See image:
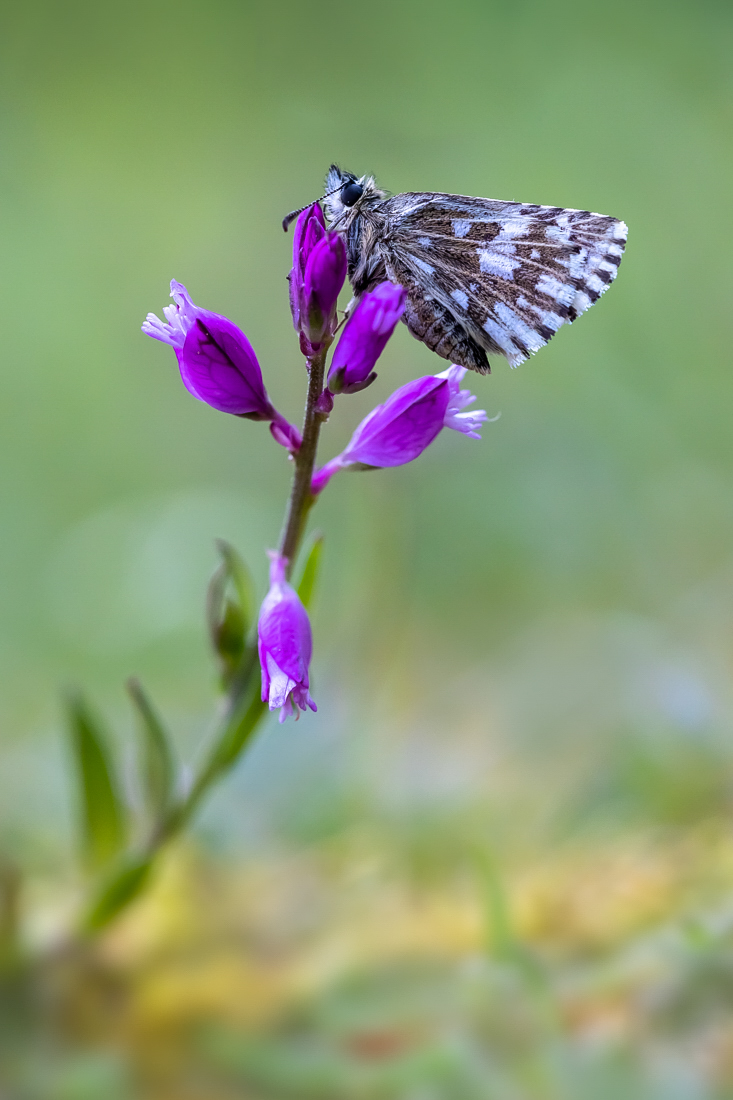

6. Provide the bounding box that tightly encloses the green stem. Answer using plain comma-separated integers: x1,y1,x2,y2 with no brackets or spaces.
278,345,329,575
76,344,331,937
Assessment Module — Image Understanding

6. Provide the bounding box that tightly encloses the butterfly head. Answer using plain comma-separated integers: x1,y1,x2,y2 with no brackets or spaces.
323,165,384,228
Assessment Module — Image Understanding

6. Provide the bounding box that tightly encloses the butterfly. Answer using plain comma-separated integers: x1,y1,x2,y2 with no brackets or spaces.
304,165,627,375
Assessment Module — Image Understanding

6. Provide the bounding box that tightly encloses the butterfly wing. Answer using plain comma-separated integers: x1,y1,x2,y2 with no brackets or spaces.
380,192,627,371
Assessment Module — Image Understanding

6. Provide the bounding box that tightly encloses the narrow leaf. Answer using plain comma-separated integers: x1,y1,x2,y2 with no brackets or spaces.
0,852,21,968
295,533,324,610
66,692,127,871
207,541,258,685
127,677,174,819
81,853,153,933
215,539,256,635
206,560,229,651
217,599,247,664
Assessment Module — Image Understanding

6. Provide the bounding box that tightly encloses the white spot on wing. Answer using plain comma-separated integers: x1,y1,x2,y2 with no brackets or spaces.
528,304,566,331
450,289,469,310
530,249,541,260
541,309,566,331
497,218,530,239
545,224,572,244
418,237,432,248
483,315,523,365
556,248,588,280
477,245,521,280
452,219,472,238
573,290,592,314
494,302,544,353
413,256,435,275
536,273,575,307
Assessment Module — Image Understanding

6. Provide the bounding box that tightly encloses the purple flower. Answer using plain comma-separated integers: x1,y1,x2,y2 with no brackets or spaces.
311,366,492,494
258,551,317,723
328,282,407,395
288,204,346,350
289,203,325,334
143,281,301,451
303,233,347,342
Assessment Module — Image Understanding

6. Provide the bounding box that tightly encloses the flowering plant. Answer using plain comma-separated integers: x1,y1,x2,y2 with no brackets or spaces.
59,198,493,936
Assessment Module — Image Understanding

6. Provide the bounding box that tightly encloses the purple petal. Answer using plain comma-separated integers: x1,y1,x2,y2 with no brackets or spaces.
439,365,493,439
292,203,326,276
303,233,347,340
311,456,345,495
344,375,450,467
288,269,301,332
328,282,406,394
142,279,197,349
257,550,315,720
301,216,326,268
269,415,303,452
179,312,272,416
290,205,329,334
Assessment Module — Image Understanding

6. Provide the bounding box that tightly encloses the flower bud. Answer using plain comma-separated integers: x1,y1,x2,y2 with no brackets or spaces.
302,233,347,343
269,415,304,451
257,552,317,723
143,281,302,451
311,365,492,494
288,204,326,333
328,282,406,394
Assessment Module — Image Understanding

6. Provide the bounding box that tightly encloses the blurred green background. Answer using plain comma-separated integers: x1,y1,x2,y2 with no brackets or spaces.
2,0,733,1096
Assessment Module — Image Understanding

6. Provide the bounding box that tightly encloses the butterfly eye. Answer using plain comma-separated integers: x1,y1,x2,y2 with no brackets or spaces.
340,180,364,207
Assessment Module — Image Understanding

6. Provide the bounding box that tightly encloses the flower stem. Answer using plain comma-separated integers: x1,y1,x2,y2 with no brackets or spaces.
73,349,331,940
278,345,328,575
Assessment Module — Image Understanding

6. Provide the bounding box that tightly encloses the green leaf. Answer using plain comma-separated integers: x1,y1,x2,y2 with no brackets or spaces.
66,693,127,872
207,541,257,684
81,853,153,933
215,539,256,634
0,852,21,968
218,598,248,663
126,677,174,820
295,533,324,610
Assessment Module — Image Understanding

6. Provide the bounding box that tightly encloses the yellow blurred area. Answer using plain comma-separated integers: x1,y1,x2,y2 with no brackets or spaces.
15,820,733,1095
2,0,733,1095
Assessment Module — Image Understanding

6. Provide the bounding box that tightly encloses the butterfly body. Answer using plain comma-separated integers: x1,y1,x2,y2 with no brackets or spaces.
323,166,627,374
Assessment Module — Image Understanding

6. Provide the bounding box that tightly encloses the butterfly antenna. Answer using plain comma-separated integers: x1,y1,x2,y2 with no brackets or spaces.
282,183,344,232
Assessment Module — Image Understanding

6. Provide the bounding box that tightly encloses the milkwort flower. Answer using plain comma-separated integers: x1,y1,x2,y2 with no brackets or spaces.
258,551,317,722
143,281,301,451
311,366,492,494
288,204,346,352
288,202,325,334
327,282,406,395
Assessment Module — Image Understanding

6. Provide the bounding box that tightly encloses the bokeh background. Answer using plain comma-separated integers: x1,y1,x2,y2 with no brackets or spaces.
2,0,733,1096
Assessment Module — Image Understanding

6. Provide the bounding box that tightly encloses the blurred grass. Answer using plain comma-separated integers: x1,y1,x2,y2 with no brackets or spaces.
1,0,733,1095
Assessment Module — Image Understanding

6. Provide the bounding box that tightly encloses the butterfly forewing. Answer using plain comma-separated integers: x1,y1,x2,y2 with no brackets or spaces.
320,168,627,373
380,193,627,372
